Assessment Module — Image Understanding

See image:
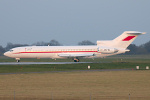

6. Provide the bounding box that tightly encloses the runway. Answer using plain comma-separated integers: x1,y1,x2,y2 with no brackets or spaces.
0,62,96,65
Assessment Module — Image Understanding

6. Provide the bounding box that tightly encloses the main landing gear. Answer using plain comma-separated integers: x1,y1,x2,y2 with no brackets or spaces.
74,58,80,62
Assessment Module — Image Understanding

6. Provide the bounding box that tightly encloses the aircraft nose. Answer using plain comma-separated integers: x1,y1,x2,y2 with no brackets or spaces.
4,52,9,57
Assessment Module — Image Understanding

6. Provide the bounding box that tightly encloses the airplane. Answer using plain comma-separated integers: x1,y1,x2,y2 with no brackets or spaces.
4,31,145,62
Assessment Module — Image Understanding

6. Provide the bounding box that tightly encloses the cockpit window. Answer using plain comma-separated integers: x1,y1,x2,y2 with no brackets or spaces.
9,49,13,52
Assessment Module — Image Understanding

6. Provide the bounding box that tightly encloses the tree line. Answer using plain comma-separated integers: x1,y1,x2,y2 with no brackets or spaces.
0,40,150,55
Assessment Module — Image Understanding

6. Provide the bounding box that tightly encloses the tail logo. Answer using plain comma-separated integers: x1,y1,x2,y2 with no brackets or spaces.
122,36,136,41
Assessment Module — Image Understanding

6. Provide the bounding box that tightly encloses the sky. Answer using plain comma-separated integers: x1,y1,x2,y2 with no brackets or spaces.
0,0,150,47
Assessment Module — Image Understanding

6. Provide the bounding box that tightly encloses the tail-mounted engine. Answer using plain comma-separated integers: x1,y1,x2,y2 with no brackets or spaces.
97,47,118,54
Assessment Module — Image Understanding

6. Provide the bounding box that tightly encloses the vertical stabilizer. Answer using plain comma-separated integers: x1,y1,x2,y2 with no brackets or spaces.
97,31,145,49
113,31,145,48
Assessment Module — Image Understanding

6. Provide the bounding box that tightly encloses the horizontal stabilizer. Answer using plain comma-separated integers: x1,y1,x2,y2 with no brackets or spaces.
126,31,146,35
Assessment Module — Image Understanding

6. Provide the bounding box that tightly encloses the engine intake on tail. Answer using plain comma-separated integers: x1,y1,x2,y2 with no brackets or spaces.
97,47,118,54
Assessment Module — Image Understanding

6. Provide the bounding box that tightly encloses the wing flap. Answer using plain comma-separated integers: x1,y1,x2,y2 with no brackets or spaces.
58,53,94,57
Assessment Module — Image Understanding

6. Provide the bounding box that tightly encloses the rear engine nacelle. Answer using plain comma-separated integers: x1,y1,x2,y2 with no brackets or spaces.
97,47,118,54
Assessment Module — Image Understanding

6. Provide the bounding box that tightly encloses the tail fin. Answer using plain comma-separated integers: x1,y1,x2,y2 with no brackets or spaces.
97,31,145,48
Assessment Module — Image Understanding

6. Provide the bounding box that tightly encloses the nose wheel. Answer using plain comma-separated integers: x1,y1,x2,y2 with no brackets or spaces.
16,58,20,63
17,60,20,62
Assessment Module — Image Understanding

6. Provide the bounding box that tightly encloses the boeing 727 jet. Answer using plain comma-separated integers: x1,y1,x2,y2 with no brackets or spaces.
4,31,145,62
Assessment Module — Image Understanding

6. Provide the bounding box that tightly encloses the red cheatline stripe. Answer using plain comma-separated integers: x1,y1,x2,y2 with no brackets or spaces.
13,51,97,54
122,36,136,41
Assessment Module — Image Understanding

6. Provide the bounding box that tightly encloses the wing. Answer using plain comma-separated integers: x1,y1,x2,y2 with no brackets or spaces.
58,53,94,57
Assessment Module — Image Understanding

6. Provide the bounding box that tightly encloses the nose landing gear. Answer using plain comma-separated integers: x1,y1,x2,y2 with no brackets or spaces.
16,58,20,63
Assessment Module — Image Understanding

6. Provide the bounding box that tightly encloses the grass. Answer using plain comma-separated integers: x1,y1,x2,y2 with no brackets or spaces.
0,55,150,73
0,62,150,73
0,70,150,100
0,55,150,100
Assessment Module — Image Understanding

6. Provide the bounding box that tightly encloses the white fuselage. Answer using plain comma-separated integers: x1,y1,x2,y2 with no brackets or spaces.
4,45,123,59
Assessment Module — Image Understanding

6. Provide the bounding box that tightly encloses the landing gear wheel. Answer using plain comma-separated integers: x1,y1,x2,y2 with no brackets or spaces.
17,60,20,63
16,58,20,63
74,58,80,62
